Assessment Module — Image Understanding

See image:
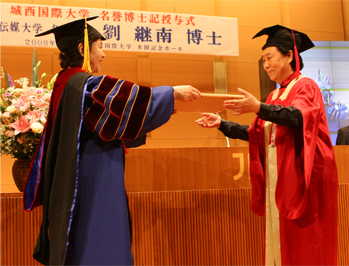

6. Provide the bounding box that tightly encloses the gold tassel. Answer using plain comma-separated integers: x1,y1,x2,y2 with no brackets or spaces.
81,18,92,73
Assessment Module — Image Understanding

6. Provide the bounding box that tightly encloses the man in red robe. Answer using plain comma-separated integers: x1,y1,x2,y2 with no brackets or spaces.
196,25,338,265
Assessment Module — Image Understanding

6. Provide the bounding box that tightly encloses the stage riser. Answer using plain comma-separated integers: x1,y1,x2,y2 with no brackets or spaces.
1,186,348,265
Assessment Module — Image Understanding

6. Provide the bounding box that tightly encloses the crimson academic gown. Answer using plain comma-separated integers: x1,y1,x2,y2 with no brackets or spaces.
220,73,338,265
23,67,175,265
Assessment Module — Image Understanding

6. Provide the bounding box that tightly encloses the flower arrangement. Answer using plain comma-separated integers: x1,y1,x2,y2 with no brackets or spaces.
1,57,57,160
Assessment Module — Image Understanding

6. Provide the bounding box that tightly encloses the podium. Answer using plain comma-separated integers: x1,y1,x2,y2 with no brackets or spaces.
1,147,349,265
125,147,262,265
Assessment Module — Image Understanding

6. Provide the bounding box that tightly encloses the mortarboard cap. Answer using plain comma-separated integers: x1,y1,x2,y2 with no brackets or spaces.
35,16,105,52
253,25,314,79
252,24,314,53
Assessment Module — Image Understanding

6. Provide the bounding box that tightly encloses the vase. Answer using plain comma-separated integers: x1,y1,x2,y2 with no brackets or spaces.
12,159,32,192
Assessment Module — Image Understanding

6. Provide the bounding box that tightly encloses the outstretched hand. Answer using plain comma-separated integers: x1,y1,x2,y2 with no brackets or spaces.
173,85,201,102
195,113,221,128
223,88,260,115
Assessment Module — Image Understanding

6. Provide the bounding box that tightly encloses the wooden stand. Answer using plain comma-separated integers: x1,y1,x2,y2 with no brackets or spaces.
1,147,348,265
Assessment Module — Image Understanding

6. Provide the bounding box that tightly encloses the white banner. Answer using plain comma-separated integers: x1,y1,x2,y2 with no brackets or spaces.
0,3,239,56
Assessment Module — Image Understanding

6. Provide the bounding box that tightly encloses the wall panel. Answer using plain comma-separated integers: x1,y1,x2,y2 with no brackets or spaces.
1,0,33,4
230,25,265,63
1,47,55,88
139,0,213,15
214,0,282,27
150,58,215,90
226,61,259,95
102,52,138,82
170,0,215,16
289,0,344,36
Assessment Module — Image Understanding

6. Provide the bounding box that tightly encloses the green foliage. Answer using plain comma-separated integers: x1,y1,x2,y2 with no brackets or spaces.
4,67,10,89
31,48,38,88
47,73,58,90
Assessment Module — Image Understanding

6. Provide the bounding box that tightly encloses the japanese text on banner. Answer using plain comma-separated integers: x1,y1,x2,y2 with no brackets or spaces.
0,3,239,56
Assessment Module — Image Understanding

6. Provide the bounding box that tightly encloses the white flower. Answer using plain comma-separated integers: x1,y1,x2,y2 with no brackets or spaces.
2,112,10,118
15,77,29,89
30,122,44,133
6,106,16,113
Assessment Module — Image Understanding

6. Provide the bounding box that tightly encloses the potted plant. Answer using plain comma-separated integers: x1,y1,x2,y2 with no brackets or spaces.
0,49,57,191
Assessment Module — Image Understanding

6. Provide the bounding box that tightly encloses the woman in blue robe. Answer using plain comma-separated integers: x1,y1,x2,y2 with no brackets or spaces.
23,16,200,265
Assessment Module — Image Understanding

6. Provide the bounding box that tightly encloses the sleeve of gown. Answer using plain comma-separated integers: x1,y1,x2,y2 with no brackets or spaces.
218,119,249,141
218,102,303,141
82,75,174,141
257,102,303,128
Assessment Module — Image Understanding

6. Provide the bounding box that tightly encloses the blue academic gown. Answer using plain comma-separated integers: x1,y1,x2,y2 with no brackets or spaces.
66,75,174,265
24,71,174,265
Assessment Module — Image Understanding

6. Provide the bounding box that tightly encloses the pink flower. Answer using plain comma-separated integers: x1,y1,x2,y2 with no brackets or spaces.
11,97,31,111
5,130,14,137
9,116,31,134
27,110,46,123
30,98,47,108
17,135,24,144
36,88,45,94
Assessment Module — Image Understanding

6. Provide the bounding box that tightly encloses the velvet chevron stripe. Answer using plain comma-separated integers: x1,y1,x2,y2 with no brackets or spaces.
121,85,152,140
84,75,120,132
99,80,134,141
83,75,151,141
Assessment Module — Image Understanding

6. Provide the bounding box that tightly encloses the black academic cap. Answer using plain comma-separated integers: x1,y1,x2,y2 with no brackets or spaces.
35,16,105,52
252,25,314,53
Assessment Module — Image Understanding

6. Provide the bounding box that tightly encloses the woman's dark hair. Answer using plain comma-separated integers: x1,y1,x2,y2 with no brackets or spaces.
277,46,304,71
59,37,96,69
